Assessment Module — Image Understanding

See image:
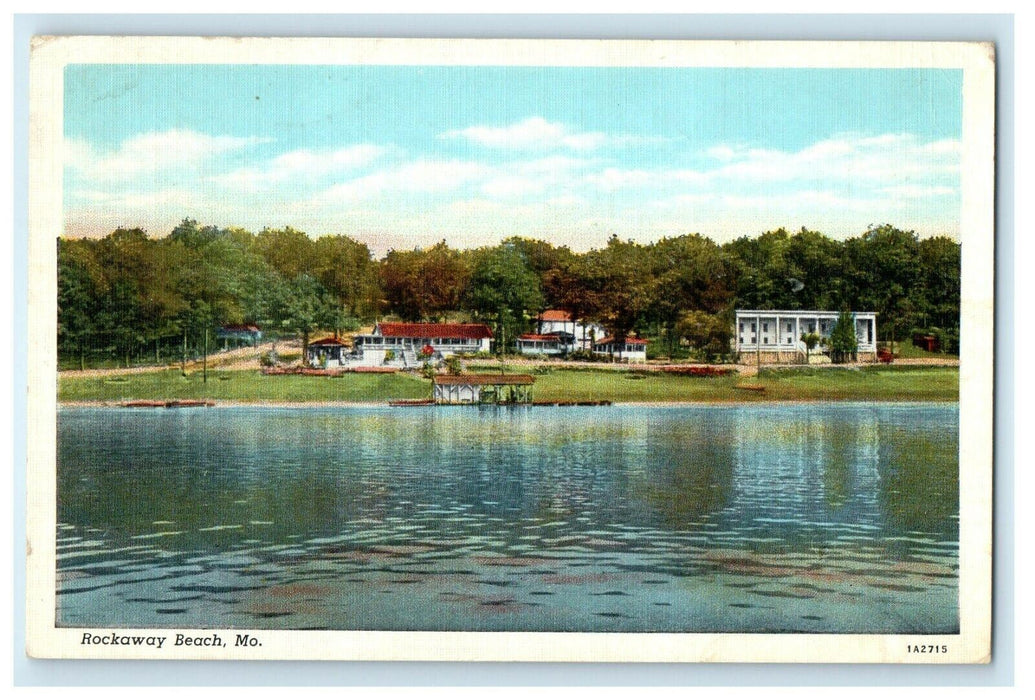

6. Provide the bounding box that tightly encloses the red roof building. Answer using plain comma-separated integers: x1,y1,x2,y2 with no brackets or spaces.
353,322,495,361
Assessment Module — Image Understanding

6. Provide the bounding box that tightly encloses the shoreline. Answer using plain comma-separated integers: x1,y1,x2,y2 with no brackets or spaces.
58,397,961,409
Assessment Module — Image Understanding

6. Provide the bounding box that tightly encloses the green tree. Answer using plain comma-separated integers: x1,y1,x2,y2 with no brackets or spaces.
274,273,337,363
844,224,922,353
917,235,961,331
650,234,732,356
380,241,471,322
465,243,544,353
582,236,656,358
675,309,733,362
314,234,379,328
800,331,821,363
827,310,859,364
57,238,105,369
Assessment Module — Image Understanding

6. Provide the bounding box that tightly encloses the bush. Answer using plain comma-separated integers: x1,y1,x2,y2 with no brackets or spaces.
444,356,463,376
259,351,276,367
568,349,605,362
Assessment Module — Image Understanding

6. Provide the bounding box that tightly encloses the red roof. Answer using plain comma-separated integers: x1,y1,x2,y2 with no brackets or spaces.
309,337,349,347
538,310,574,322
517,333,565,342
221,324,260,332
595,337,649,346
376,323,493,340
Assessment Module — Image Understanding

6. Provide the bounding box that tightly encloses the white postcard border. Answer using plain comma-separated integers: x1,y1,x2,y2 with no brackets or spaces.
26,36,995,663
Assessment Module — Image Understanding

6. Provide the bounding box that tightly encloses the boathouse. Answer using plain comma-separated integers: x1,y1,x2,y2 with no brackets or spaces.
432,374,535,405
734,309,878,363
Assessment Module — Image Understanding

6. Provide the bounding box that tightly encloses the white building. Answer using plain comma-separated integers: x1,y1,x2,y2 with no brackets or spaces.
734,309,878,363
349,322,493,368
592,336,649,362
515,332,577,356
536,310,605,350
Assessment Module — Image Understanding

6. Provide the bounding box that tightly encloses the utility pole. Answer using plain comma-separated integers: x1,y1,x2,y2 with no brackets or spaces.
203,327,208,383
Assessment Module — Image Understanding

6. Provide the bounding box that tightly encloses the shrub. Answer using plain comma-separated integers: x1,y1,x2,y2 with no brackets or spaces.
445,356,463,376
828,311,859,364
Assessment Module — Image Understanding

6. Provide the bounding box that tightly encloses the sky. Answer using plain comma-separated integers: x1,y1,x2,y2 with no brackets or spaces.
63,64,962,253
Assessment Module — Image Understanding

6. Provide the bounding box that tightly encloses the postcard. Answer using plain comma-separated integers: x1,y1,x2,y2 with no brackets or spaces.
26,37,994,662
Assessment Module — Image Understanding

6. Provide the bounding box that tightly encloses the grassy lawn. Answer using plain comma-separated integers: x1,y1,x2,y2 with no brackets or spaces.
58,369,429,404
59,365,959,404
753,366,959,402
532,366,958,403
882,342,959,360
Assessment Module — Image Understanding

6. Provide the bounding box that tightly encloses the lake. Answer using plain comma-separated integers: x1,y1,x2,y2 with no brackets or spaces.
56,403,958,633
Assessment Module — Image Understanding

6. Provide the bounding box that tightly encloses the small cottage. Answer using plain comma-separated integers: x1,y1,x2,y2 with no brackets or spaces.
306,336,350,367
536,310,605,350
592,336,649,362
515,332,577,356
216,324,262,349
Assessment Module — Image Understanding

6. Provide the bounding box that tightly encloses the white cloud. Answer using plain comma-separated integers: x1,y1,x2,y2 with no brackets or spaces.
443,117,659,152
583,167,653,191
705,133,960,186
313,159,488,205
213,144,385,191
66,130,268,181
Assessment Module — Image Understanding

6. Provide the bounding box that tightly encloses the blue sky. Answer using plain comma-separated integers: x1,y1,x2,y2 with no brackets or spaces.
64,64,962,252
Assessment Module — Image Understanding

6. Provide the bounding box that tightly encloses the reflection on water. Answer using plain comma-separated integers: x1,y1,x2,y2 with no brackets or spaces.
56,403,958,633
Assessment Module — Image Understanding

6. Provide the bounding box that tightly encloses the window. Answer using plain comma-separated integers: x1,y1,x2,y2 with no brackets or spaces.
739,322,744,331
751,336,756,343
751,323,756,332
763,336,768,344
787,323,793,332
739,336,744,344
787,336,792,344
763,322,769,332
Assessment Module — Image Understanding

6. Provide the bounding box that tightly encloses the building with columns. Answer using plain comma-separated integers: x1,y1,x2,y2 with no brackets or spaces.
734,309,878,364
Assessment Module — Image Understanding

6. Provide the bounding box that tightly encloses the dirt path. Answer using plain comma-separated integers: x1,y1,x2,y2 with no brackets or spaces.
59,340,304,379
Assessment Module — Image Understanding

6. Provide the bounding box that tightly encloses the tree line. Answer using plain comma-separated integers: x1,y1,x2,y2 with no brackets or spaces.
57,218,960,368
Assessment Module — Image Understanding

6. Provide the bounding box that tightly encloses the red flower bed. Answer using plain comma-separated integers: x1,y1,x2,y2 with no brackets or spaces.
658,365,736,377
